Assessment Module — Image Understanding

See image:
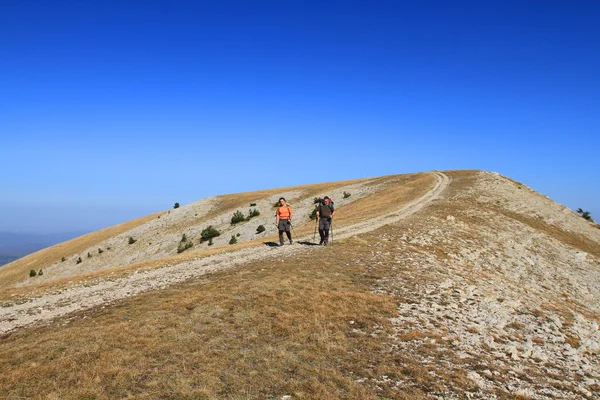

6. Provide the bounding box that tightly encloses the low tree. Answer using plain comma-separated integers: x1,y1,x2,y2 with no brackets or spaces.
200,226,220,243
174,202,180,209
29,269,37,277
231,210,246,224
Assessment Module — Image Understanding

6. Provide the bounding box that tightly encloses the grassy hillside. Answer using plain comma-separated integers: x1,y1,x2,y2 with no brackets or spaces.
1,170,598,399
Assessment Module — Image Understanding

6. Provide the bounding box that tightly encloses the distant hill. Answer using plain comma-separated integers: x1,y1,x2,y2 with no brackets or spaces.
0,231,87,267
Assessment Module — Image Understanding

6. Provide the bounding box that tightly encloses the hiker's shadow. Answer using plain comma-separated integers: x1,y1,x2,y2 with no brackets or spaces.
263,241,319,247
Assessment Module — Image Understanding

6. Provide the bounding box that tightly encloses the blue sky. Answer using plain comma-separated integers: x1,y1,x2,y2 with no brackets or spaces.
1,0,598,233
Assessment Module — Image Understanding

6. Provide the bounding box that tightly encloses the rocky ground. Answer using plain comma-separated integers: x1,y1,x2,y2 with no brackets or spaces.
355,171,600,399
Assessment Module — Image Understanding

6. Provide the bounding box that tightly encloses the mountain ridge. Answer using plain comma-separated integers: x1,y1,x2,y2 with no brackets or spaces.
1,170,598,399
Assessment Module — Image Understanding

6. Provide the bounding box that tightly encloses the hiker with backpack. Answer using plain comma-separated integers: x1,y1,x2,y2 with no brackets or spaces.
275,197,293,246
316,196,335,246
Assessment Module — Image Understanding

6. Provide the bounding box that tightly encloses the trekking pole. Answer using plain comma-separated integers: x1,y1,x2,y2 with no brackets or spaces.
313,223,317,242
330,219,333,245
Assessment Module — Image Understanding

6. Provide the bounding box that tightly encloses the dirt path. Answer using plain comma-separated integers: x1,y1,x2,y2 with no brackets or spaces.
0,172,449,335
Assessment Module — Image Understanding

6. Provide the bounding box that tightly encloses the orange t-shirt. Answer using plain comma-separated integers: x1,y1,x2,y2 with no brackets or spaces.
277,205,292,219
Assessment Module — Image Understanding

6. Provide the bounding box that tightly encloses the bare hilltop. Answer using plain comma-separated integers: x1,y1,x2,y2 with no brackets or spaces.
1,170,598,399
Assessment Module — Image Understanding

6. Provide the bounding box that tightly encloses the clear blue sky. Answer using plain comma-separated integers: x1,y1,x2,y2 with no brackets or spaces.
1,0,598,234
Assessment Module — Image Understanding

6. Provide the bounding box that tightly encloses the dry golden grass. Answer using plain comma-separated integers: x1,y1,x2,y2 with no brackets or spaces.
0,232,443,399
0,211,165,290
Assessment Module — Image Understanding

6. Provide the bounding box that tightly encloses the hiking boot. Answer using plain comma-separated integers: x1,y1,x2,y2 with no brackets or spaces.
279,242,284,247
319,239,324,245
289,240,293,245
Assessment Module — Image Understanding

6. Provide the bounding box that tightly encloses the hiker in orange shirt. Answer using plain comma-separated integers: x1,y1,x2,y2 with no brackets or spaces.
275,197,293,246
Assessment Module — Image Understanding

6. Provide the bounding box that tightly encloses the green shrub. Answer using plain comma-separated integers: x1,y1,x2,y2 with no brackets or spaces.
174,202,180,209
229,235,237,245
128,237,136,244
236,233,241,237
231,210,246,224
250,203,257,207
76,257,82,264
29,269,37,277
98,248,103,254
181,233,187,242
256,225,266,234
61,256,66,262
38,269,43,276
577,208,594,222
177,241,193,253
343,191,351,198
246,208,260,220
200,226,220,243
87,252,92,258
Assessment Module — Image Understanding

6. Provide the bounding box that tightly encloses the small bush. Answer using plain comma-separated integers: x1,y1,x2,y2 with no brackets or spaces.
208,238,214,246
38,269,43,276
250,203,257,207
236,233,241,237
200,226,220,243
76,257,82,264
61,256,66,262
174,202,180,209
231,210,246,224
343,191,351,198
87,252,92,258
98,248,103,254
128,237,136,244
29,269,37,277
181,233,187,242
256,225,266,234
246,208,260,220
577,208,595,222
229,235,237,245
177,241,193,253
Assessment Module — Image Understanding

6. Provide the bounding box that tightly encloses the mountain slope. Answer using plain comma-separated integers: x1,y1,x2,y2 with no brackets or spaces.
0,170,598,399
